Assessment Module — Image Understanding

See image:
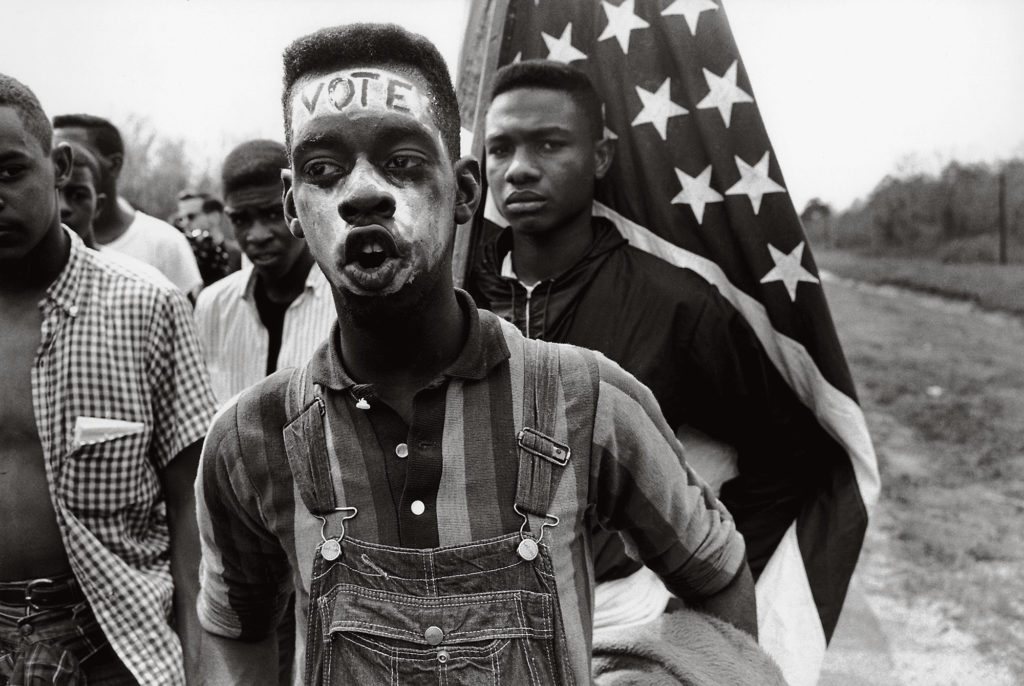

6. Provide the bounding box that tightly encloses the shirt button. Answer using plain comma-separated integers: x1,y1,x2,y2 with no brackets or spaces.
424,625,443,646
395,443,409,458
19,623,34,636
411,500,426,516
68,306,79,317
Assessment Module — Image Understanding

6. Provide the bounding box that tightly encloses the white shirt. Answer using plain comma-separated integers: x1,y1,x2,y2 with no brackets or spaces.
103,201,202,295
193,264,336,404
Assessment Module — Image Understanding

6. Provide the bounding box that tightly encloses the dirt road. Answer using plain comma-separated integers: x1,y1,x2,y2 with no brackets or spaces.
818,275,1024,685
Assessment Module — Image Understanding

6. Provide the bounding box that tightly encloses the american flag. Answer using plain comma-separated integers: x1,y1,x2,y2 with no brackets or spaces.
454,1,881,683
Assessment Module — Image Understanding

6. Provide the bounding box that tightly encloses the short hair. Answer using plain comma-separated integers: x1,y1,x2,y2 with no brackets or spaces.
201,198,224,214
490,60,604,140
177,190,212,203
0,73,52,154
67,140,102,183
52,113,124,158
221,139,288,198
281,23,461,162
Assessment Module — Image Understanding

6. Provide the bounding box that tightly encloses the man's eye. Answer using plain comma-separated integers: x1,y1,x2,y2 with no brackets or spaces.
486,145,510,158
0,165,26,179
261,207,284,222
302,160,345,179
539,140,565,152
384,154,425,170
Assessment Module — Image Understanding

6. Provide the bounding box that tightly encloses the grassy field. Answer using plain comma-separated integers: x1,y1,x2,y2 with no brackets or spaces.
820,261,1024,682
815,248,1024,317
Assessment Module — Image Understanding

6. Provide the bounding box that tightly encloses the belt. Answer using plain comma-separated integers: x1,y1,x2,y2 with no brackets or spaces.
0,574,86,610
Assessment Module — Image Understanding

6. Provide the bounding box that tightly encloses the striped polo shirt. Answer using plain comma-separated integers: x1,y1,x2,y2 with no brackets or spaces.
196,291,746,681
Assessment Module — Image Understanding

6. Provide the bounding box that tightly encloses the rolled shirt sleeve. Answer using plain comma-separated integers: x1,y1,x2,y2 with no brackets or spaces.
589,355,747,602
196,400,293,640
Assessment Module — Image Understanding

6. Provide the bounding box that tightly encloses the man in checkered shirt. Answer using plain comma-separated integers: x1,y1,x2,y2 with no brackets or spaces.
0,73,217,685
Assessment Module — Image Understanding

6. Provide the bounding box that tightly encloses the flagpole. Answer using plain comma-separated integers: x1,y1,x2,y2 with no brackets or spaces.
452,0,509,287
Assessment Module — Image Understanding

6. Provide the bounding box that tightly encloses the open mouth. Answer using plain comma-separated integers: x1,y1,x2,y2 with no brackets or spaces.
345,225,399,268
342,225,402,290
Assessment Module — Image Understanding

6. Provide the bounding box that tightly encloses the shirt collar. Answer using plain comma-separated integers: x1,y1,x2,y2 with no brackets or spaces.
311,289,510,391
43,227,87,317
241,262,327,301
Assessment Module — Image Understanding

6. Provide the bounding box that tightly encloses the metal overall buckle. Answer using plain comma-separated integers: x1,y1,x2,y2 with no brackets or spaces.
314,506,358,561
513,503,558,561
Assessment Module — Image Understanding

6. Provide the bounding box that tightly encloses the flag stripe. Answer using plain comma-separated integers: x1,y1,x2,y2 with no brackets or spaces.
458,1,879,681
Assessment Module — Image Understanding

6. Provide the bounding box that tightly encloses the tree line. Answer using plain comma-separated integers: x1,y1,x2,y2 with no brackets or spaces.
802,157,1024,263
114,115,1023,264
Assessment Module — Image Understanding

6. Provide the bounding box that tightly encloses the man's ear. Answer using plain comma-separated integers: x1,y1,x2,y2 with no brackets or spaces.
593,138,615,180
94,192,108,220
52,142,73,188
281,169,303,238
453,156,482,225
106,151,124,179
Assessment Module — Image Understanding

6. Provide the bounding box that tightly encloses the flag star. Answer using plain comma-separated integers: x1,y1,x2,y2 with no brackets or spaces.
760,242,820,301
542,23,588,64
662,0,718,35
631,78,688,140
725,151,786,214
598,0,650,54
671,165,723,224
602,104,618,141
697,61,753,128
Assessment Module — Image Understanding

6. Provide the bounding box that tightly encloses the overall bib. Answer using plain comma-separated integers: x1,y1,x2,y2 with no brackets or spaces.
282,343,577,685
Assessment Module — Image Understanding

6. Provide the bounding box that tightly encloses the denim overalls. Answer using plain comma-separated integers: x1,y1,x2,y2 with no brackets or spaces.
282,342,577,685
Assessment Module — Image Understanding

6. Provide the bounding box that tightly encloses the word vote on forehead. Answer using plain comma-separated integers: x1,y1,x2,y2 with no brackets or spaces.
291,69,433,129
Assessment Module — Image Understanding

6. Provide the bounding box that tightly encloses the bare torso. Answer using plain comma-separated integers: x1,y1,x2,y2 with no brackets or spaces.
0,295,72,579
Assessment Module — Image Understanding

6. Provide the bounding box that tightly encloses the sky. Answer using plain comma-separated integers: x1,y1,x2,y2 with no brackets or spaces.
3,0,1023,211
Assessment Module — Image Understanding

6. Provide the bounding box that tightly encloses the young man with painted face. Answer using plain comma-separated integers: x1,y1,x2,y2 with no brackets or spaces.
0,73,216,685
193,139,334,405
195,24,754,685
52,114,203,297
469,60,844,637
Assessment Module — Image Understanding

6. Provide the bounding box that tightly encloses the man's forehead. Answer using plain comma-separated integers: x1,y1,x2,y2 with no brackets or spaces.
54,126,93,146
68,165,96,185
0,107,40,151
289,66,437,138
225,183,281,209
486,89,587,134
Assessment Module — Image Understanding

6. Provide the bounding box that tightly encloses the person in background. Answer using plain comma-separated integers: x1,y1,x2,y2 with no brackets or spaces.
173,190,238,286
193,139,334,405
468,59,839,666
56,140,105,247
52,114,202,298
173,190,206,232
0,72,216,685
194,24,756,685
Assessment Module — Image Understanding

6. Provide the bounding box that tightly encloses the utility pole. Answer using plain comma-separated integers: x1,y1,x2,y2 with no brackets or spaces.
998,168,1007,265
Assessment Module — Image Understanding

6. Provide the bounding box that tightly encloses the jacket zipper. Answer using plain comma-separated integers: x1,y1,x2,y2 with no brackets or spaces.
521,282,538,339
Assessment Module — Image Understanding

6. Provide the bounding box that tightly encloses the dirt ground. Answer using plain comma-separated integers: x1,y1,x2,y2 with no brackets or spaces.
819,274,1024,685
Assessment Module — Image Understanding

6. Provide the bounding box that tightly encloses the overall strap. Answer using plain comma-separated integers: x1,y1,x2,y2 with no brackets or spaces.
515,340,570,527
282,365,338,515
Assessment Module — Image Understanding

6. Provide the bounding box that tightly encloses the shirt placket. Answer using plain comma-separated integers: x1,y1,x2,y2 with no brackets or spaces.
394,381,447,549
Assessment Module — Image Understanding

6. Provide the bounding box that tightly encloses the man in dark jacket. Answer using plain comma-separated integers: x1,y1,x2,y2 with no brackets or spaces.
468,60,841,597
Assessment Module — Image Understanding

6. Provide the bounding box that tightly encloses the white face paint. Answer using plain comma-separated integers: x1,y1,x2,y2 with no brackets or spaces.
285,67,461,301
290,68,437,134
